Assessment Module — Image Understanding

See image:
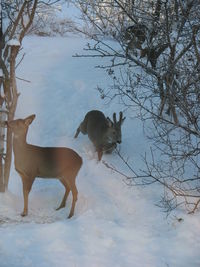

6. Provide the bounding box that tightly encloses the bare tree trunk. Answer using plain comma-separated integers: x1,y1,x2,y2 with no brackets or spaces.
4,46,19,190
0,110,7,192
0,0,43,191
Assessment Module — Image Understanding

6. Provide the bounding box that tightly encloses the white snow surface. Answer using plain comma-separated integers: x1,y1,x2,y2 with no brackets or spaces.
0,36,199,267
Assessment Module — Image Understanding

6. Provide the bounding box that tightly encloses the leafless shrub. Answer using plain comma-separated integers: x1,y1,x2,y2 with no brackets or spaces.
72,0,200,213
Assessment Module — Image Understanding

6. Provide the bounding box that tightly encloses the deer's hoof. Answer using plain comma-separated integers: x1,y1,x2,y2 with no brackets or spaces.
56,205,65,211
21,211,27,217
68,213,74,219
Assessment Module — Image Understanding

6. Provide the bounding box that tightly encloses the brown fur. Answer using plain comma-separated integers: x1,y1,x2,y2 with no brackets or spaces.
7,114,82,218
74,110,125,160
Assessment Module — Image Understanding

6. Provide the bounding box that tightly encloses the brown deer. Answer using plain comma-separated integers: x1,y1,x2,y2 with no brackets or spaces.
74,110,125,160
7,114,82,218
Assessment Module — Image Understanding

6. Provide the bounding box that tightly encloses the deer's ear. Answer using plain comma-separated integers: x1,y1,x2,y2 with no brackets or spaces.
106,117,113,127
119,111,126,125
121,116,126,124
24,114,36,126
113,112,117,124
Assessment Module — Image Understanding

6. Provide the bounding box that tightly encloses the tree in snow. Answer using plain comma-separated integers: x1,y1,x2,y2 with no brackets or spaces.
72,0,200,213
0,0,39,191
0,0,62,192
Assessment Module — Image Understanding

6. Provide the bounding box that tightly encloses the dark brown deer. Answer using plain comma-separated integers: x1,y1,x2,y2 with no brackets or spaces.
7,114,82,218
74,110,125,160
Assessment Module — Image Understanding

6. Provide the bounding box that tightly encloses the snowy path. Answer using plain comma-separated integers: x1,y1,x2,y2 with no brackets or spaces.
0,36,199,267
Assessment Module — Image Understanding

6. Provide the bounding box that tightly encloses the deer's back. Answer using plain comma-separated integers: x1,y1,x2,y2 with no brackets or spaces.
83,110,108,146
14,144,82,178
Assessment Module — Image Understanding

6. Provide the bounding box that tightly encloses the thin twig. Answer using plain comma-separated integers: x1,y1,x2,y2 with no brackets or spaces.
16,76,31,83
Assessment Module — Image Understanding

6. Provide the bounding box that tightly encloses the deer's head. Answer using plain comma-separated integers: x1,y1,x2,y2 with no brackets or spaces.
7,114,36,138
106,111,126,145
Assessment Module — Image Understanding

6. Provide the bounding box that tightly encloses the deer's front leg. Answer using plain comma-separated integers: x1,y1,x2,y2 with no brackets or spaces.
97,149,103,161
21,176,35,217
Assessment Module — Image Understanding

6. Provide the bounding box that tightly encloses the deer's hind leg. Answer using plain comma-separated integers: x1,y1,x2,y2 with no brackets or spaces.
68,181,78,219
74,126,81,138
58,174,78,219
56,179,70,210
74,118,88,138
64,175,78,219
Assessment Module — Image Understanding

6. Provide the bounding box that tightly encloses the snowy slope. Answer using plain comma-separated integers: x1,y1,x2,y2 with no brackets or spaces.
0,36,199,267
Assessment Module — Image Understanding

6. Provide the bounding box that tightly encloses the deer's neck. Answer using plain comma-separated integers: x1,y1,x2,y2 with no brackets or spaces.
13,134,27,156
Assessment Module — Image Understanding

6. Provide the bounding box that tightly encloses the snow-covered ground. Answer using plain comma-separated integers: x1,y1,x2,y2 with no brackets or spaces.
0,36,200,267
